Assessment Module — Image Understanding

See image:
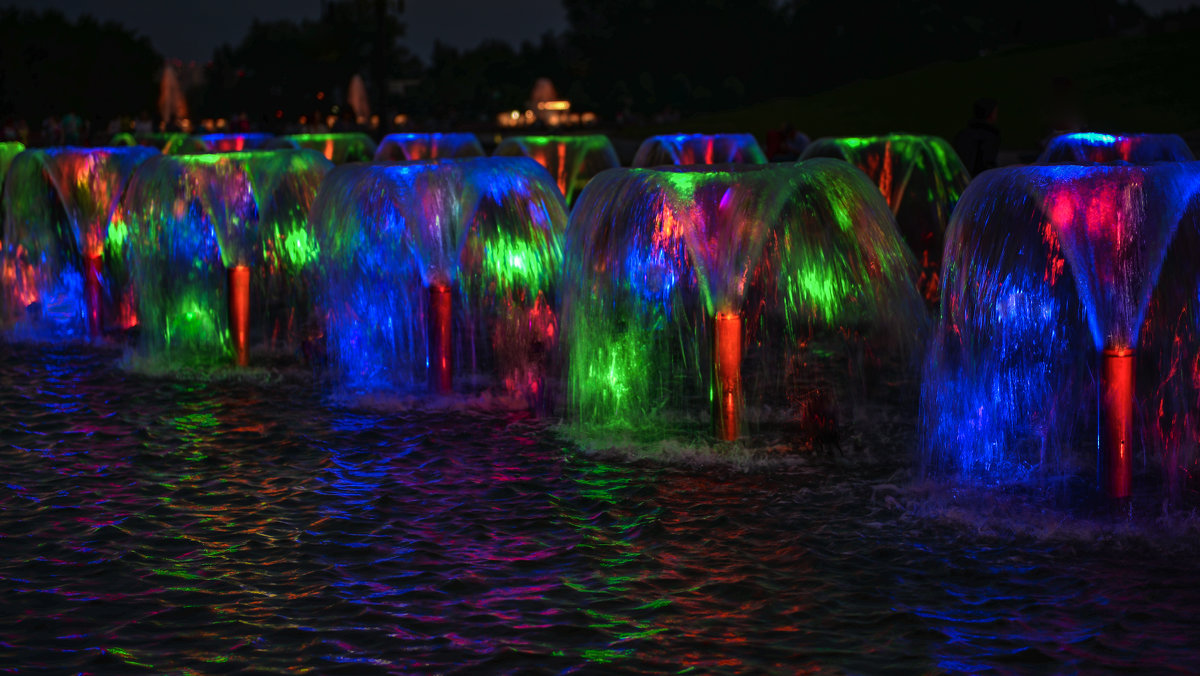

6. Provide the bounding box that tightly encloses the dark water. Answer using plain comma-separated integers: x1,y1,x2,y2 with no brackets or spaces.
2,343,1199,674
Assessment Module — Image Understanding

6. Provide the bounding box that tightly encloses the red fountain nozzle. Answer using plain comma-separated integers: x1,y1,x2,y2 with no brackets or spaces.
428,284,453,394
1101,347,1134,499
712,311,743,442
84,254,103,340
227,265,251,367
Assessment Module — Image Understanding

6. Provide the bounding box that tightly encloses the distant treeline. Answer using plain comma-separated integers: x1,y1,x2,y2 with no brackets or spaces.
3,0,1198,127
0,7,159,122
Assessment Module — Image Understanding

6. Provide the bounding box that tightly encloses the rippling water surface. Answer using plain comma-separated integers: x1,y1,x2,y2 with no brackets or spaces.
2,342,1199,674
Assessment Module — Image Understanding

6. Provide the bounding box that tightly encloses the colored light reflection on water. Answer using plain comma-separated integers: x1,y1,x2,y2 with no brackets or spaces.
2,342,1200,672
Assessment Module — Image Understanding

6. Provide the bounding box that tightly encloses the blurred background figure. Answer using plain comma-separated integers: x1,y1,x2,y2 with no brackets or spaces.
953,97,1000,175
766,122,809,161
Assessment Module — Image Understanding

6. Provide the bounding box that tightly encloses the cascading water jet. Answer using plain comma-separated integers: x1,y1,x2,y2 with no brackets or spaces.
374,133,484,162
801,134,969,301
306,157,565,401
563,160,927,444
633,134,766,167
493,135,619,206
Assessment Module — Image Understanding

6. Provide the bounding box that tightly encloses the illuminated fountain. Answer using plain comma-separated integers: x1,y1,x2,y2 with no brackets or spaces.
1041,132,1196,164
194,133,297,153
801,135,970,301
921,163,1200,500
494,135,619,206
374,133,484,161
113,132,206,154
633,133,766,167
1,146,158,338
113,149,332,365
307,157,565,400
563,160,926,443
285,133,377,163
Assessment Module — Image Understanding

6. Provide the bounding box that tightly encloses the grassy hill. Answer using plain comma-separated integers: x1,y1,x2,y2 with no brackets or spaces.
630,29,1200,151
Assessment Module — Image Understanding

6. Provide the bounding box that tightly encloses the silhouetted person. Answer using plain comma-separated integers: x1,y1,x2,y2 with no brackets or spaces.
954,97,1000,176
768,123,806,161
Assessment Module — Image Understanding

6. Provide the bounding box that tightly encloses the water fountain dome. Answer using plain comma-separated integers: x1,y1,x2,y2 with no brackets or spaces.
801,134,970,301
1,146,158,338
632,134,766,167
112,149,332,365
194,133,299,153
1040,133,1195,164
563,160,927,442
306,157,565,399
921,163,1200,500
285,133,377,163
374,133,485,162
493,135,620,206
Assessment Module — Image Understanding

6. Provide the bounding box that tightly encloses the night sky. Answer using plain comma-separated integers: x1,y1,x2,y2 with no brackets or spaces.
0,0,1194,64
0,0,567,63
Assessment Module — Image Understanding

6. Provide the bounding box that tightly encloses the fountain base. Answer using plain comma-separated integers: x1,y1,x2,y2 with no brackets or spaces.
228,265,250,367
84,254,103,339
1101,348,1134,499
712,312,742,442
428,284,453,394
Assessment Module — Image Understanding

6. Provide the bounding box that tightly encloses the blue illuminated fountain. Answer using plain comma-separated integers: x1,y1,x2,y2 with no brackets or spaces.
194,133,298,153
633,133,766,167
307,157,565,402
922,163,1200,500
1040,133,1196,164
1,146,158,338
375,133,485,161
563,160,927,442
112,149,332,365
